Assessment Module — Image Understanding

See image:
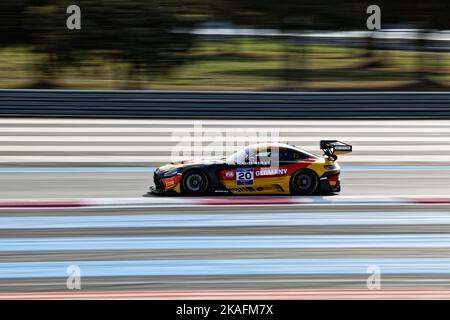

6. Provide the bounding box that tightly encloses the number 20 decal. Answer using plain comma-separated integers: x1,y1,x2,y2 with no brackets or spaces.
236,168,254,185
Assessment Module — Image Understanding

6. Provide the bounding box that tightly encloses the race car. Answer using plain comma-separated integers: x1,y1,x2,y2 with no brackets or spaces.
149,140,352,196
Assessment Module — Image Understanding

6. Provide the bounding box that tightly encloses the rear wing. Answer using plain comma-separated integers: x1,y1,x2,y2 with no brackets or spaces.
320,140,352,160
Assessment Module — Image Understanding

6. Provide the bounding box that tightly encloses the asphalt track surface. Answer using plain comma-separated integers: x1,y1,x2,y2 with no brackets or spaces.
2,203,450,297
1,118,450,299
1,169,450,198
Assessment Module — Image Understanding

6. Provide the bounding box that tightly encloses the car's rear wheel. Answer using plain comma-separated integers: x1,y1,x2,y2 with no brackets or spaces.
290,169,319,195
181,170,209,195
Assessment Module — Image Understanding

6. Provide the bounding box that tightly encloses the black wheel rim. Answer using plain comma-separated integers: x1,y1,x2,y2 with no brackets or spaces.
297,174,312,190
186,173,205,192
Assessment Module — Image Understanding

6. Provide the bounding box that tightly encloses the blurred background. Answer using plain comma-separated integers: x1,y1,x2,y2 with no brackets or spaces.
0,0,449,91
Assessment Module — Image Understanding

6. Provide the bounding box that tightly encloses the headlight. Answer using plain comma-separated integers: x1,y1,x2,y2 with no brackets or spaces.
324,165,337,170
163,169,179,178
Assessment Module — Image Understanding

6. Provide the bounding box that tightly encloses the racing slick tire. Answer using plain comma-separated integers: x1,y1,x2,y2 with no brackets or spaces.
290,169,319,195
181,170,210,196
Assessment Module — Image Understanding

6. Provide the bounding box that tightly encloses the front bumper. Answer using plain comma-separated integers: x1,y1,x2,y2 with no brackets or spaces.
146,185,179,196
148,169,182,195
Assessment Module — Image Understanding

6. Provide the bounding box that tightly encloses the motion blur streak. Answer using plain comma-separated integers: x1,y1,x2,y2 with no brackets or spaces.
1,118,450,297
4,258,450,278
3,210,450,229
2,118,450,165
5,289,450,300
2,118,450,198
1,203,450,292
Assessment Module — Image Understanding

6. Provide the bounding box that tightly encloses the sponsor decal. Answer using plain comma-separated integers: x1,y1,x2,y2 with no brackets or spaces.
164,179,175,188
230,187,256,192
236,168,254,185
163,175,181,188
225,170,234,178
255,168,288,177
233,161,271,166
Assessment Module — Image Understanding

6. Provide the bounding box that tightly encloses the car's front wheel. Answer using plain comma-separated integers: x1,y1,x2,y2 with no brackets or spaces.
181,170,209,195
290,169,319,195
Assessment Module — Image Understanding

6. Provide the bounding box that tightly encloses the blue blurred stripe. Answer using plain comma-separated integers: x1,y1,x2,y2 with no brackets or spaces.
2,258,450,278
1,234,450,252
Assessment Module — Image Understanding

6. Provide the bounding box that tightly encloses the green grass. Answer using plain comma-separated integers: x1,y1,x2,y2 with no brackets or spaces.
0,38,449,90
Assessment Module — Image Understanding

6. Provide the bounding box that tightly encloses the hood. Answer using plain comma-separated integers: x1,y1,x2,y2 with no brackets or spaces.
158,158,224,172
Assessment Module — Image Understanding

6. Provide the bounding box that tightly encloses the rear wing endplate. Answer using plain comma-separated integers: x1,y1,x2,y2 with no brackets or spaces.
320,140,352,160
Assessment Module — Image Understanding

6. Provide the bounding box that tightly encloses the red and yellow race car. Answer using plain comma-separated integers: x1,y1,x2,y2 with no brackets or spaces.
149,140,352,196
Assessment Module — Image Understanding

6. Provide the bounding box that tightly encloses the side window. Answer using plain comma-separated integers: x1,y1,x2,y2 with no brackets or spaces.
292,152,301,160
280,149,308,162
279,149,290,162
